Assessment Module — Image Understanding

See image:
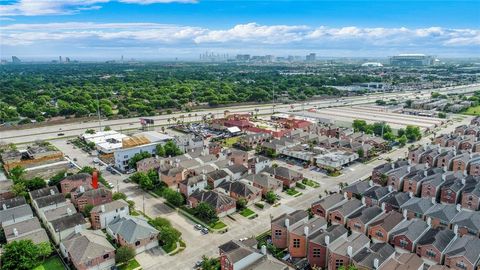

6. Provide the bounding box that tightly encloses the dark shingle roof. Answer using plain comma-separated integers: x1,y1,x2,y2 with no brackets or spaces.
272,210,308,228
369,211,404,232
34,193,66,209
29,186,59,199
308,224,348,245
353,243,395,269
390,219,429,242
401,197,434,215
50,213,86,232
445,235,480,265
451,211,480,233
347,205,383,224
0,196,26,210
363,186,389,201
217,181,261,197
380,192,410,209
342,181,372,196
424,204,460,224
417,228,455,252
329,198,363,217
190,190,235,209
207,170,229,180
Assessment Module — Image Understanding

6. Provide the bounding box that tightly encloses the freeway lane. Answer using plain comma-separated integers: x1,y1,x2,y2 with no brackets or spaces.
0,83,478,144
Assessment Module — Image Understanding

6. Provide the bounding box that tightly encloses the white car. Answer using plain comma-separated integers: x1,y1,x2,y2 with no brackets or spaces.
107,182,114,188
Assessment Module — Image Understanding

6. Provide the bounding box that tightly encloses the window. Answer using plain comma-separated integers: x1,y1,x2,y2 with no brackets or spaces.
399,239,409,248
456,261,467,270
274,230,282,237
426,250,436,258
103,254,109,259
293,239,300,248
335,259,344,269
313,248,321,257
124,155,128,159
354,223,362,230
334,216,342,221
375,230,384,238
135,241,141,246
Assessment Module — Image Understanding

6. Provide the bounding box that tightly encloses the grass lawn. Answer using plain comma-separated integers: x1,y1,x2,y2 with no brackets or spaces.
223,137,240,147
302,179,320,188
464,105,480,115
118,259,141,270
210,221,227,230
240,208,256,217
33,256,64,270
285,188,300,196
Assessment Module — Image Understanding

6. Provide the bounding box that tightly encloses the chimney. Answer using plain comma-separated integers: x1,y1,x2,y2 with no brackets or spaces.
409,191,413,198
325,235,330,246
424,170,428,177
13,228,18,237
285,218,290,229
92,170,98,190
373,258,379,269
456,204,462,212
361,197,366,206
443,166,448,172
403,209,408,219
304,226,309,236
407,166,411,173
67,208,73,216
453,224,459,235
101,205,106,213
50,189,55,196
2,204,6,211
343,192,348,199
79,185,85,193
442,173,447,181
431,197,436,204
347,246,353,258
461,178,466,185
425,162,430,169
427,217,432,227
381,202,386,212
388,185,393,192
369,180,374,187
391,163,395,169
463,170,468,177
261,245,267,255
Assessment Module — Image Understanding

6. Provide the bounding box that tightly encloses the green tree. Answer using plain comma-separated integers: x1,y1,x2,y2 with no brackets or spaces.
9,165,25,182
85,129,96,134
24,177,47,191
82,204,94,217
195,202,218,224
156,144,166,157
150,217,171,228
357,148,365,158
352,119,368,132
12,182,27,197
0,240,51,270
158,226,181,248
115,246,135,264
128,151,151,169
383,131,396,141
438,112,447,119
265,191,277,204
104,126,111,131
398,135,408,146
236,198,247,210
200,255,220,270
112,192,127,201
136,172,154,190
397,128,406,138
405,125,422,141
48,170,66,186
164,141,183,157
162,189,184,206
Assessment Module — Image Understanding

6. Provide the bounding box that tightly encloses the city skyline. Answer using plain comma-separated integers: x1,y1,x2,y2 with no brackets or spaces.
1,0,479,60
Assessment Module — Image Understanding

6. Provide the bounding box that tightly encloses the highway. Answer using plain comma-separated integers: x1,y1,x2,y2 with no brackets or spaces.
0,83,478,144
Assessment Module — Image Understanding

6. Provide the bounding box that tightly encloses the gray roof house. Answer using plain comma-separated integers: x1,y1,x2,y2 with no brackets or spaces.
0,204,34,227
29,186,60,200
107,216,159,254
3,217,49,244
424,204,461,229
389,219,430,253
400,196,435,219
444,235,480,270
60,230,115,270
451,211,480,237
0,196,26,210
353,242,395,270
416,228,456,265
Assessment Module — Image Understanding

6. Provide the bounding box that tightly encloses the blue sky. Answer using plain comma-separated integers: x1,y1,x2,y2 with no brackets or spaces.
1,0,479,60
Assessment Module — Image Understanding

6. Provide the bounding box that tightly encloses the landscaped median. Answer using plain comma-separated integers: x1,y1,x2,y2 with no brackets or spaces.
117,259,141,270
302,178,320,188
239,207,257,219
285,187,302,197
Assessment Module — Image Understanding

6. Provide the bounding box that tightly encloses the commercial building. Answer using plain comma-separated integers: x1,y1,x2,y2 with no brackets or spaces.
389,54,434,67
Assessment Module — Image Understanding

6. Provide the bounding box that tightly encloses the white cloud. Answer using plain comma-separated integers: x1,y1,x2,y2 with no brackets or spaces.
0,0,194,16
0,22,478,55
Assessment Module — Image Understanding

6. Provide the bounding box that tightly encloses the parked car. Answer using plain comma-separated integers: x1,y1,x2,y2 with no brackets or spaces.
194,224,203,230
201,228,209,235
